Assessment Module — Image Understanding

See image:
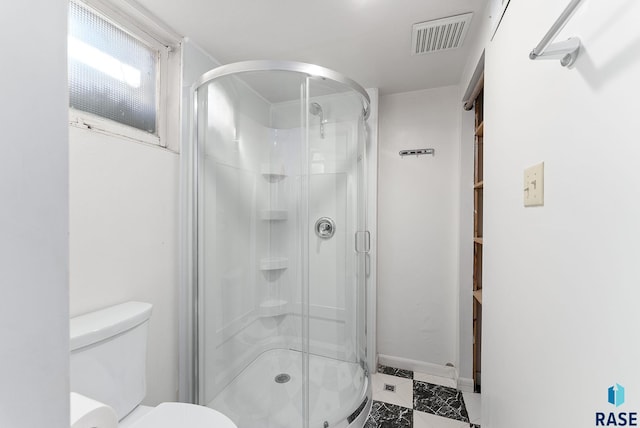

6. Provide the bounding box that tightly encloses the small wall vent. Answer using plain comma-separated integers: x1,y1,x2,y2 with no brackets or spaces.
411,13,473,55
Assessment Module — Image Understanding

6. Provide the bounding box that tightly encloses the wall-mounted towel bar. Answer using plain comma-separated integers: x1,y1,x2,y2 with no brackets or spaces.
529,0,582,67
399,148,435,157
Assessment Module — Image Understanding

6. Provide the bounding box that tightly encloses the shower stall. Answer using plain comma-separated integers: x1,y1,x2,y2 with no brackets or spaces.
187,61,372,428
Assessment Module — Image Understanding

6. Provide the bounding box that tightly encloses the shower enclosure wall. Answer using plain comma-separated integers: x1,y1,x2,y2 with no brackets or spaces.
188,61,372,428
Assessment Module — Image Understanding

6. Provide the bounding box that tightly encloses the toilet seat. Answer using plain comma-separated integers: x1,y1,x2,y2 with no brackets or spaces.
127,403,237,428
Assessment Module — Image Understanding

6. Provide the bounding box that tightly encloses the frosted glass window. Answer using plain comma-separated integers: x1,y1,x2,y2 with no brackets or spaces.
68,1,157,133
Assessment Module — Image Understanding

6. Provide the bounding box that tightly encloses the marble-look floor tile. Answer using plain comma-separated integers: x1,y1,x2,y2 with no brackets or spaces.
461,391,481,425
413,372,457,389
413,410,469,428
413,381,469,423
378,364,413,379
372,372,414,409
365,401,412,428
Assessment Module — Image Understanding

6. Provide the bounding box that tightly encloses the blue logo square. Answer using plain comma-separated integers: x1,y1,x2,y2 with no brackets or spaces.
609,384,625,407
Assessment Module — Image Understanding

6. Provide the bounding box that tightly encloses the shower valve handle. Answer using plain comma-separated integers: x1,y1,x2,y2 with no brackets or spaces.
315,217,335,239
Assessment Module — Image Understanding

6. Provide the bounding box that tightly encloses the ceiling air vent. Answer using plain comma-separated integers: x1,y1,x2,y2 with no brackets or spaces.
412,13,473,55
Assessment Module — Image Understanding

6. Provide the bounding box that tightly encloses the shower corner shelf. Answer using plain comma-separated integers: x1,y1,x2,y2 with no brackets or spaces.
259,299,289,317
259,257,288,271
260,209,288,221
260,164,287,182
261,173,287,182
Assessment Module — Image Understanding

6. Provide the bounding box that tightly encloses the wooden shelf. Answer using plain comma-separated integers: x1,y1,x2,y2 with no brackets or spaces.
473,290,483,304
472,85,484,394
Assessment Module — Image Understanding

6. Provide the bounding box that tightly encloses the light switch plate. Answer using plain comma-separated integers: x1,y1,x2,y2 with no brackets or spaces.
524,162,544,206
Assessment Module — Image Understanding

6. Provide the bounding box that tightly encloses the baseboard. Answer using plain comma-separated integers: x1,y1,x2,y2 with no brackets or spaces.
457,377,474,393
377,354,457,380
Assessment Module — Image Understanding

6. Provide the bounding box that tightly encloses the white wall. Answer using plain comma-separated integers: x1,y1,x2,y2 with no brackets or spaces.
69,128,180,405
0,1,69,427
378,86,461,369
483,0,640,426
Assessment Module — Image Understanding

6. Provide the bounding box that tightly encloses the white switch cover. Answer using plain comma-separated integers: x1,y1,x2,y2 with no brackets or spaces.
524,162,544,206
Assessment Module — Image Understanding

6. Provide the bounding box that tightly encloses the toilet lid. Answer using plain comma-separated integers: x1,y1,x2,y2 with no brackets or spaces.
128,403,237,428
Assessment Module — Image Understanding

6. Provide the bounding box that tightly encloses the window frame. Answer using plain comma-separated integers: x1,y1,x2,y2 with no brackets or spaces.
68,0,181,151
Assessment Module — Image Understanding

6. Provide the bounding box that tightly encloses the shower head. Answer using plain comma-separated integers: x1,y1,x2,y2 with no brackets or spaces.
309,102,323,117
309,102,325,139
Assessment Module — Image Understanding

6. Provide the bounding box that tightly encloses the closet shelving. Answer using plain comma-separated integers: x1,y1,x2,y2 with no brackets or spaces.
472,89,484,393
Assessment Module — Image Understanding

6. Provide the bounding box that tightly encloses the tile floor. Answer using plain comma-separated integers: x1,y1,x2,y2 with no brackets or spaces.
365,365,481,428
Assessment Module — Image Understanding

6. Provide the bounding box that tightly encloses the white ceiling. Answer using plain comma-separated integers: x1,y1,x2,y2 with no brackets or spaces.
136,0,488,95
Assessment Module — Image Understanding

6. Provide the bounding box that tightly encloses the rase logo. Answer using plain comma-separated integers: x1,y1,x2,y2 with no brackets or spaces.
596,384,637,426
610,384,626,408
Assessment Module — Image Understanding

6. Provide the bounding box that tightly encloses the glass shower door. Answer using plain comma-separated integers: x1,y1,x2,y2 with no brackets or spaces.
196,72,307,428
304,78,369,427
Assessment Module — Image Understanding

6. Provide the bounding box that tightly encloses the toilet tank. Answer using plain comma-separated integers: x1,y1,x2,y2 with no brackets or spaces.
70,301,153,421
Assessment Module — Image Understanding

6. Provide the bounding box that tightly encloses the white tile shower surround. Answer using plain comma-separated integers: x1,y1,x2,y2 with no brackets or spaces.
208,348,367,428
368,365,481,428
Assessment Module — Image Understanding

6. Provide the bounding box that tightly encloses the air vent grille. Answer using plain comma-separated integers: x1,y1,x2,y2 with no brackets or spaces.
412,13,473,55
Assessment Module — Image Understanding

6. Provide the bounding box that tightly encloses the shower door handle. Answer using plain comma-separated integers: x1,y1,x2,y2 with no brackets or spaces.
355,231,370,254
